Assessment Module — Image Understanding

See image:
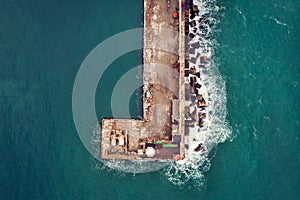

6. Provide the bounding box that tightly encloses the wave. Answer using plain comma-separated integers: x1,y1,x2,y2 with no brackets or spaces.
163,0,231,188
90,0,232,187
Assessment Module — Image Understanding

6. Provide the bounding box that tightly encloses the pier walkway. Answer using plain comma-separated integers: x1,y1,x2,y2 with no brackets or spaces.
101,0,186,160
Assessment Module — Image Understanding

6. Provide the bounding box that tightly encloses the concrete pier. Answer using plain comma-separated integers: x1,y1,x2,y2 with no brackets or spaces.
100,0,186,161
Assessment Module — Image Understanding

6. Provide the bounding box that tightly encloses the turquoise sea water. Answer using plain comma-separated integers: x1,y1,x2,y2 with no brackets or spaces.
0,0,299,199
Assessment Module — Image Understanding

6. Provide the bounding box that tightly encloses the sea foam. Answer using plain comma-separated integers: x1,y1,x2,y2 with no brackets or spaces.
163,0,231,188
91,0,231,186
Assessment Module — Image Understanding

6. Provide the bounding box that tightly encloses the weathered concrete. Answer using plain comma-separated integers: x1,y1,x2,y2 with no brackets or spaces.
100,0,185,161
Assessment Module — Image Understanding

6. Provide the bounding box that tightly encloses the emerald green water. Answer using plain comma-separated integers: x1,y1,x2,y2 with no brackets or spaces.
0,0,299,199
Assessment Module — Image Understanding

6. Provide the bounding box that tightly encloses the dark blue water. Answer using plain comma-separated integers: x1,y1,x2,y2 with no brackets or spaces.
0,0,299,199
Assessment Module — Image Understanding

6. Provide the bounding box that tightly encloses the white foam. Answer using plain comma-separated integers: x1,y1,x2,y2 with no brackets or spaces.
90,0,232,184
163,0,231,188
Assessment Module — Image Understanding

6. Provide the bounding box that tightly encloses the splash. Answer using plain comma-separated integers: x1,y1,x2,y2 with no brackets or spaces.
90,0,231,185
163,0,231,188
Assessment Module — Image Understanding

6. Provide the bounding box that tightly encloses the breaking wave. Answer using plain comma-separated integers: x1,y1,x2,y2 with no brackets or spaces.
90,0,231,186
163,0,231,188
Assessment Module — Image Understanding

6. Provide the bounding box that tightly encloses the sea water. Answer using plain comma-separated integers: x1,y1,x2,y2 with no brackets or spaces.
0,0,299,199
